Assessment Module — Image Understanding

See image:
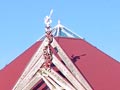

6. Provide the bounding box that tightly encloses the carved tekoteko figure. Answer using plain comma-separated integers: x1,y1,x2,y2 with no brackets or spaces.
42,10,53,70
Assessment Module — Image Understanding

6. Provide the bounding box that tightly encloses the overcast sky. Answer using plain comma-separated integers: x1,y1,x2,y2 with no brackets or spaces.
0,0,120,69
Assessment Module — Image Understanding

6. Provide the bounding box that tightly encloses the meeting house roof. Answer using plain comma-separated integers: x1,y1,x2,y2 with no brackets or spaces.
0,11,120,90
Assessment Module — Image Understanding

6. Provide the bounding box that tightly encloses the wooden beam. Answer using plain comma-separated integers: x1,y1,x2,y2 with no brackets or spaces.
13,38,48,90
46,76,63,90
14,56,45,90
51,38,93,90
22,73,42,90
41,68,76,90
42,76,56,90
52,55,85,90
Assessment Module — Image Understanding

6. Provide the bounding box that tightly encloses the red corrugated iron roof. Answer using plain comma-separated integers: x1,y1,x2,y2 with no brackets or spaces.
0,37,120,90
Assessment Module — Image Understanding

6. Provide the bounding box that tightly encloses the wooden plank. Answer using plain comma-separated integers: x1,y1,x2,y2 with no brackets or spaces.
52,55,85,90
16,57,45,90
51,38,93,90
46,76,62,90
42,76,56,90
22,73,42,90
41,68,76,90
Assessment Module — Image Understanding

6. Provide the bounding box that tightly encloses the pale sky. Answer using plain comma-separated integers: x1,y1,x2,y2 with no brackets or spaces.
0,0,120,69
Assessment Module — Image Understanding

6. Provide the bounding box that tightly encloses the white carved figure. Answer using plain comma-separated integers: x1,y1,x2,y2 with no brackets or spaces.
44,16,52,28
44,9,53,32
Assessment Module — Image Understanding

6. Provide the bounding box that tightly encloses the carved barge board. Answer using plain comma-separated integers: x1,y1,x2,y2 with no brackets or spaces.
13,38,48,90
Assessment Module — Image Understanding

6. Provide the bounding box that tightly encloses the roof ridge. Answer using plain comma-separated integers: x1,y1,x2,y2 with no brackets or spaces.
38,20,83,41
